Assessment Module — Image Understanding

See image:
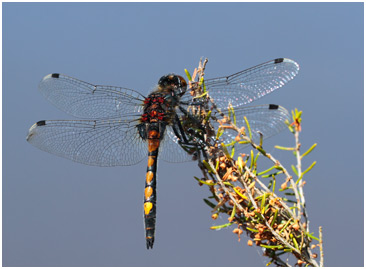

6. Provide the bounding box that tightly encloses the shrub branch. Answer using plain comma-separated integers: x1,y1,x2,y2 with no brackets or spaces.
182,58,323,267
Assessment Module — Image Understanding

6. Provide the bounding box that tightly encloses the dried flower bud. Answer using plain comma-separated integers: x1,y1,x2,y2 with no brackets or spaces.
247,240,253,246
270,237,277,243
233,228,243,235
232,228,242,242
211,213,218,220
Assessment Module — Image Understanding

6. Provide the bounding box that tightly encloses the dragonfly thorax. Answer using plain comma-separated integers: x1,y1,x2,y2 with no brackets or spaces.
141,92,176,123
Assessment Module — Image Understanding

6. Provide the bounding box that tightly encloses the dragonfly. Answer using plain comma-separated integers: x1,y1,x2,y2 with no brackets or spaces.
26,58,299,249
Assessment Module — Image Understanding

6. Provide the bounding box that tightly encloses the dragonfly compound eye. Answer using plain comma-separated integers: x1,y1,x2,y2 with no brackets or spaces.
158,74,187,96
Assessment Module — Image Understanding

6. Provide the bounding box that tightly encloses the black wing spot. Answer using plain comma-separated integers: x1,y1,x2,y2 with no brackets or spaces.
51,73,60,78
274,58,284,64
269,104,279,110
37,120,46,126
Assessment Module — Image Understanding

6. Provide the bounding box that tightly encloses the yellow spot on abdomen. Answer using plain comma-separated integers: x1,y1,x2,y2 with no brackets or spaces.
144,202,153,215
148,156,155,167
146,171,154,183
145,187,153,200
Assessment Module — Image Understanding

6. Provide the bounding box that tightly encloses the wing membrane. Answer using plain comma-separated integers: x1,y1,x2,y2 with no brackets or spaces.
39,74,145,119
159,125,196,163
26,117,147,166
204,58,299,109
211,104,291,147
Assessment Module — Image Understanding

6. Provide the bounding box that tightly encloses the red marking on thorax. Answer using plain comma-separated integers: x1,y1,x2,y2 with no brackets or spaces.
141,93,169,124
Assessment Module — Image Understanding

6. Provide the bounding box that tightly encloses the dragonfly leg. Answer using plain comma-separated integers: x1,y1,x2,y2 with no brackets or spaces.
172,114,208,162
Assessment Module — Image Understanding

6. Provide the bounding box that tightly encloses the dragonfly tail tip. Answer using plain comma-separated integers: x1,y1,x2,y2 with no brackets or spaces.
146,238,154,249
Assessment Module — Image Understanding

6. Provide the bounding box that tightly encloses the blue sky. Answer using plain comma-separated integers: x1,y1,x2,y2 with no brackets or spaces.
3,2,363,266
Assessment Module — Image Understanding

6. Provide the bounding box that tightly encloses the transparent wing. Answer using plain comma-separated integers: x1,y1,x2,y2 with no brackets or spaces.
211,104,291,147
203,58,299,109
39,73,145,119
26,116,147,167
159,125,196,163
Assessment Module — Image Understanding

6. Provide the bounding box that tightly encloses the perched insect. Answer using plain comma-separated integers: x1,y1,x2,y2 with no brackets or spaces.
26,58,299,249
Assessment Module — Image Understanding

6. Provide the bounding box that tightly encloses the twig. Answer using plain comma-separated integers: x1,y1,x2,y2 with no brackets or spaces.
184,58,322,266
319,226,324,267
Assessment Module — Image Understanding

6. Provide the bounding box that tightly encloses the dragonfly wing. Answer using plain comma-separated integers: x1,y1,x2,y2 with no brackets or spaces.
159,125,196,163
26,117,147,166
39,74,145,119
212,104,291,147
204,58,299,109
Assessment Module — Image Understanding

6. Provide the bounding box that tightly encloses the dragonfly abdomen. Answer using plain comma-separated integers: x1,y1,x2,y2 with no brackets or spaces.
144,126,161,249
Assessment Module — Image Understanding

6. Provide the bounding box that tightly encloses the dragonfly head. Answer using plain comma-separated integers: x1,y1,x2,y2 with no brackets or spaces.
158,74,187,97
